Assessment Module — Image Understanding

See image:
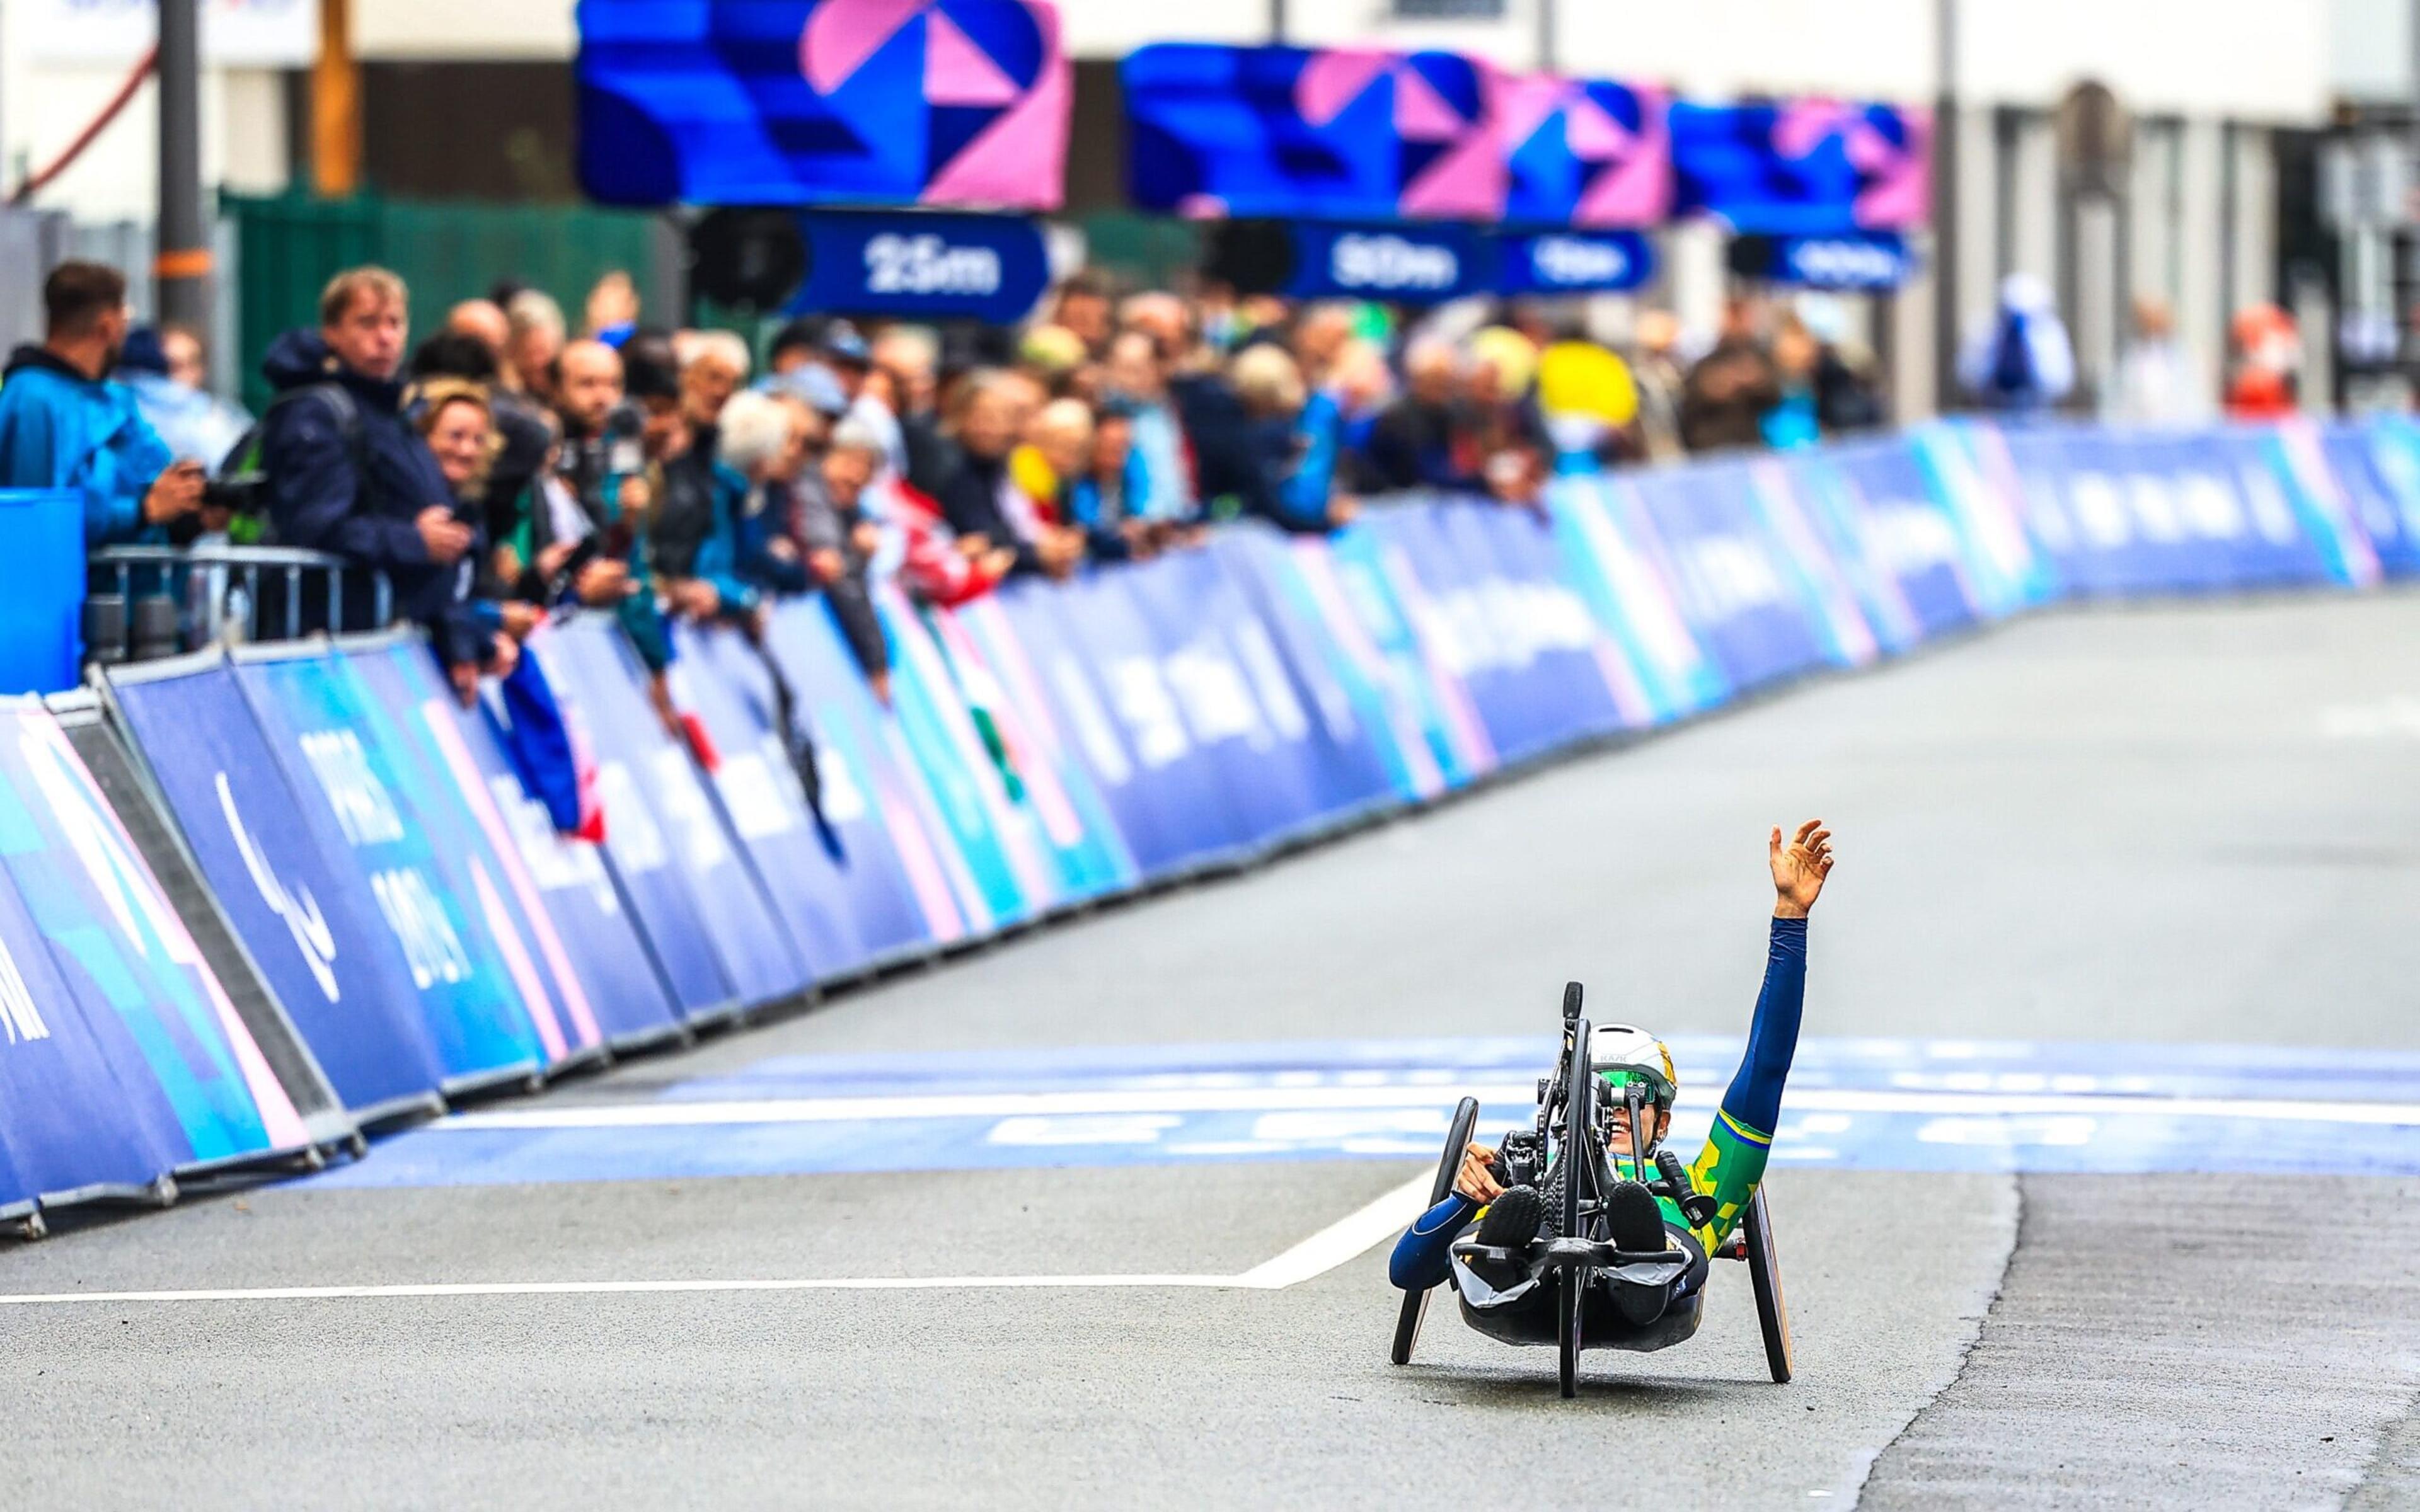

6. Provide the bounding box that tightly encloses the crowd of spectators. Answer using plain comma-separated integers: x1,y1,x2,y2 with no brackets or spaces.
0,256,1898,713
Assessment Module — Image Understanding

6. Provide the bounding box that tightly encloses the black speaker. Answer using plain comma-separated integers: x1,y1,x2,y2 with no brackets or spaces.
688,208,809,313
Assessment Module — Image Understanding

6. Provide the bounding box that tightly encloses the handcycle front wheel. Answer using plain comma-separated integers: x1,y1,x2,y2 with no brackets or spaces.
1743,1186,1793,1383
1391,1095,1482,1366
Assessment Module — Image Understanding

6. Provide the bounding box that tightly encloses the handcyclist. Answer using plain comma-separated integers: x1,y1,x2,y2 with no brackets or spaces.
1388,819,1835,1336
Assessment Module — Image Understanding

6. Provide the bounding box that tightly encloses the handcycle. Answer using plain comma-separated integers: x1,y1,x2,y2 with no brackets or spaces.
1388,982,1793,1397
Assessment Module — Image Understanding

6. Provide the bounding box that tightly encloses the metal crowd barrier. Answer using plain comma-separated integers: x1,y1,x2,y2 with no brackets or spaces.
86,544,396,665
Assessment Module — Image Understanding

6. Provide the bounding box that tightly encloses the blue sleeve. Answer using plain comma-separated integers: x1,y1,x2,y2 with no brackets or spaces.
1270,392,1340,531
1388,1192,1475,1291
1716,915,1809,1140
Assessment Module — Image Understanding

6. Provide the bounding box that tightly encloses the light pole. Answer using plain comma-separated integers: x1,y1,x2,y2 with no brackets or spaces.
1931,0,1960,414
155,0,210,332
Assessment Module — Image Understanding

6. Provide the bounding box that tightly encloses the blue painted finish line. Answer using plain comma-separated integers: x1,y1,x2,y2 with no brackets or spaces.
308,1036,2420,1189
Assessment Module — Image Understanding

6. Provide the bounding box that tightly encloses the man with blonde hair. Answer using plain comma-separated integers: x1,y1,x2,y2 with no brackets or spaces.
256,265,493,673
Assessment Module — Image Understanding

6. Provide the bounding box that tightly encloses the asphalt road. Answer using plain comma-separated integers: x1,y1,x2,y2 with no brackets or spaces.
6,593,2419,1509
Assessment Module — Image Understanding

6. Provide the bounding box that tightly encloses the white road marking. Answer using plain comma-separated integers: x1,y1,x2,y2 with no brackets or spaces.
0,1176,1434,1309
434,1084,2420,1131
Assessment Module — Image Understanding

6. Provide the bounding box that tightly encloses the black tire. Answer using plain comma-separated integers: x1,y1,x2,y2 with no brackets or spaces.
1391,1096,1482,1366
1557,1258,1585,1398
1744,1186,1794,1384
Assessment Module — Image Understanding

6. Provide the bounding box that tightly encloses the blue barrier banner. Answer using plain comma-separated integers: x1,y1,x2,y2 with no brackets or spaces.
1496,230,1654,294
1623,464,1853,691
1319,521,1495,787
0,836,183,1212
107,659,450,1117
1904,423,2059,616
1366,505,1628,764
672,617,914,977
1116,548,1334,848
2305,420,2417,579
761,598,971,951
1458,504,1655,738
791,210,1053,324
529,617,807,1013
349,641,681,1053
233,651,560,1088
874,585,1049,924
951,591,1144,896
1204,527,1414,817
0,703,312,1176
1785,439,1983,650
343,643,612,1066
1544,477,1731,723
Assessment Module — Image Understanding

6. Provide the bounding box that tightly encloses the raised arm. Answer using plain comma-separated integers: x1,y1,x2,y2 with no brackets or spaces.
1690,821,1835,1245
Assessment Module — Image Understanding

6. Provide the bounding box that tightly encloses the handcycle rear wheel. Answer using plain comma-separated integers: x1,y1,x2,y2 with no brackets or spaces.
1391,1096,1481,1366
1743,1186,1794,1384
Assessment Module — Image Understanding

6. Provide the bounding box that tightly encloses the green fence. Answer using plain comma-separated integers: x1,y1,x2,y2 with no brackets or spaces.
226,193,669,411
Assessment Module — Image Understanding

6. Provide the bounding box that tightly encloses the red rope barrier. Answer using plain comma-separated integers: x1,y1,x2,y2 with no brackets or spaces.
8,44,159,206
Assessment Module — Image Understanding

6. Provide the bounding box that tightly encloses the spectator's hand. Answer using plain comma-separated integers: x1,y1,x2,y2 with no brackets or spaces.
572,557,630,606
979,547,1017,581
448,660,480,708
766,536,800,563
809,547,847,584
494,544,526,584
958,532,994,558
618,476,653,515
672,579,722,620
1325,495,1361,529
416,506,474,565
850,521,882,558
143,462,206,525
498,600,541,640
533,542,576,581
1769,819,1835,919
1453,1142,1505,1205
1038,527,1085,579
867,670,894,707
489,631,521,680
646,671,684,743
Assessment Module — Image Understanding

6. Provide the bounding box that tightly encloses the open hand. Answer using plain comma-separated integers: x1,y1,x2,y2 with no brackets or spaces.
1769,819,1835,919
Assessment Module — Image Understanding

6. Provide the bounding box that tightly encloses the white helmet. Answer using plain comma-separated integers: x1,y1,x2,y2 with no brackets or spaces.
1590,1024,1678,1113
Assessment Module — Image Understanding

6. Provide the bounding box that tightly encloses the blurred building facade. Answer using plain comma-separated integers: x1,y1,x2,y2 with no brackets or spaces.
1,0,2399,416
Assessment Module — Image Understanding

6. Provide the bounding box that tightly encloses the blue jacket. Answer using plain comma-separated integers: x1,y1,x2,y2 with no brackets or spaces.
0,345,175,547
256,328,485,665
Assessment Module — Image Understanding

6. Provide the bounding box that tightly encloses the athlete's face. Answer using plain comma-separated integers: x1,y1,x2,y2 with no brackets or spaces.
1605,1100,1669,1157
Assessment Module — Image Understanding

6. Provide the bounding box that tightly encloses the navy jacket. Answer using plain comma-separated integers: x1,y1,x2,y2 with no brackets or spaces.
256,329,484,665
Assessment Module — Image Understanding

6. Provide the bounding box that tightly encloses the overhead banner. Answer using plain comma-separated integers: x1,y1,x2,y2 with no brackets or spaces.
1124,43,1501,221
788,210,1052,324
1671,101,1932,234
107,657,452,1120
1500,75,1671,229
0,701,313,1194
579,0,1071,210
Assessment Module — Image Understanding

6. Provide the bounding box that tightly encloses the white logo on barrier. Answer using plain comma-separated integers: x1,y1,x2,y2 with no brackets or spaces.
2239,466,2300,544
863,234,1002,297
1163,642,1269,748
716,748,801,843
1671,537,1787,620
218,771,339,1002
1330,234,1458,292
1229,621,1320,743
2126,476,2184,543
647,747,735,874
297,730,405,846
368,866,470,990
483,774,616,914
2067,473,2131,549
1050,656,1133,787
1104,657,1190,769
0,936,45,1046
593,761,668,876
2177,474,2244,541
1528,236,1628,288
1862,502,1962,577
